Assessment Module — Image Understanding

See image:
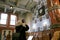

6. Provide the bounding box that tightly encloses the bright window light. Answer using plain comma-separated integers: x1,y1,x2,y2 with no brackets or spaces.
0,13,8,24
10,15,16,25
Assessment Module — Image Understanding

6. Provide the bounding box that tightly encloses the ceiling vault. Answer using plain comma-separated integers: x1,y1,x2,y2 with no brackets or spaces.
0,0,47,14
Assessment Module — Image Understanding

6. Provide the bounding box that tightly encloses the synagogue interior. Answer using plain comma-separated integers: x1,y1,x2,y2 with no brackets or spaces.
0,0,60,40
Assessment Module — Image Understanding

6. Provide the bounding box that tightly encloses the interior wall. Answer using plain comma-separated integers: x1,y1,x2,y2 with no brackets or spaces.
25,13,33,26
26,13,33,32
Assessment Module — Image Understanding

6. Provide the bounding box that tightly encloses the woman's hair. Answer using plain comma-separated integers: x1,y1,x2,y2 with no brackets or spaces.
22,19,25,23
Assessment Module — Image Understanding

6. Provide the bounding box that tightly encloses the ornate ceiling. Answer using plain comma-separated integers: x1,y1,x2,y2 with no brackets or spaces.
0,0,38,13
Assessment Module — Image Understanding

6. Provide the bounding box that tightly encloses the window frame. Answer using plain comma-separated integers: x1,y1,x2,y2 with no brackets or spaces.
0,13,8,25
0,12,17,27
10,14,17,26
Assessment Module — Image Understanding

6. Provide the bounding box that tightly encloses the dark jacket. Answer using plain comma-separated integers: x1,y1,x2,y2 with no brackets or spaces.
15,25,29,40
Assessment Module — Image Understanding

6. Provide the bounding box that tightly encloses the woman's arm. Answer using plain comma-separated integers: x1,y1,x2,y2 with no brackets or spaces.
25,25,29,31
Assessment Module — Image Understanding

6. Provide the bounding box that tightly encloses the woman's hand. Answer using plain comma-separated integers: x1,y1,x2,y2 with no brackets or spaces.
15,20,22,26
22,23,26,27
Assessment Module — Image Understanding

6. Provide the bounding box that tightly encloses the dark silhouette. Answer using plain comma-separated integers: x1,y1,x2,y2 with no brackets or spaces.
15,19,29,40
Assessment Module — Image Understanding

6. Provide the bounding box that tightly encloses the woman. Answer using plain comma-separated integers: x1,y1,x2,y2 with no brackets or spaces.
15,19,29,40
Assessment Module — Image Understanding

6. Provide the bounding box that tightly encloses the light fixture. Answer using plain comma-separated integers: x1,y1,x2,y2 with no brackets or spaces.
10,7,13,9
10,6,13,9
